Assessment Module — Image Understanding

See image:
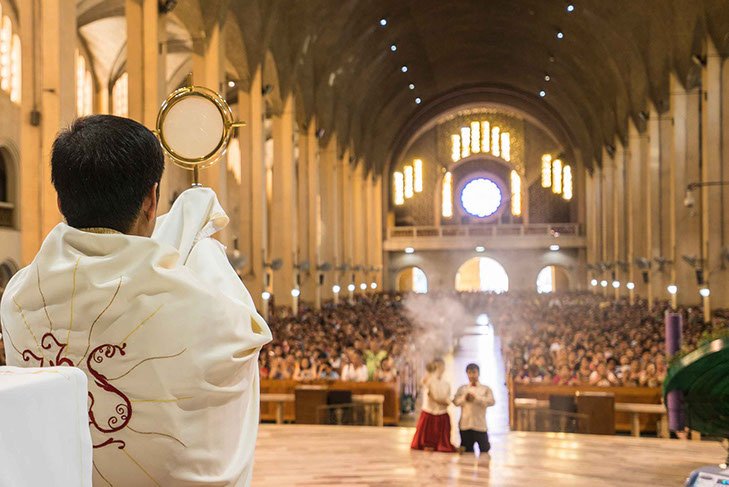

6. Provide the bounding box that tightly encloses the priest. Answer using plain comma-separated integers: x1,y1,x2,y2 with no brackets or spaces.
0,115,272,486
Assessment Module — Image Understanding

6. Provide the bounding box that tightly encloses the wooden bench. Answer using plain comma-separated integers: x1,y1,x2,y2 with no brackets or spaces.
260,380,399,425
615,402,669,438
353,394,385,427
260,393,295,424
511,383,663,434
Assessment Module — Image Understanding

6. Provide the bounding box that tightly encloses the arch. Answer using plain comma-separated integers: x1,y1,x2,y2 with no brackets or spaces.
536,265,571,294
396,266,428,294
0,258,18,292
455,257,509,293
0,144,18,228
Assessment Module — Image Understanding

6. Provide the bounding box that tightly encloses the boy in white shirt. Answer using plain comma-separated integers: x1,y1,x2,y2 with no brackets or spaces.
453,363,495,454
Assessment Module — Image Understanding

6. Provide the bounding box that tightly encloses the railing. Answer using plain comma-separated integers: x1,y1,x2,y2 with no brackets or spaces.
387,223,581,240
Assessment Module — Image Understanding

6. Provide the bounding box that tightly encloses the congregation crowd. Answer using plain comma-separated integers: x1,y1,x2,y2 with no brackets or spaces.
258,293,414,384
488,292,719,387
258,290,724,392
1,287,722,393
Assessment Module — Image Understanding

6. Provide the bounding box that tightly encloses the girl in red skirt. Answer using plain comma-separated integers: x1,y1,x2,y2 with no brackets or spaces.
411,358,456,452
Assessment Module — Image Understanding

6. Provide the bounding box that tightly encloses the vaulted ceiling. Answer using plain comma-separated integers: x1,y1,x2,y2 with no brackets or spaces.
81,0,729,174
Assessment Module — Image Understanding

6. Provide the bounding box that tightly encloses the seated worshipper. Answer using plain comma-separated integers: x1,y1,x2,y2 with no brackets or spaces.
374,356,398,382
454,363,495,454
319,361,340,380
341,349,369,382
364,338,387,380
0,115,272,487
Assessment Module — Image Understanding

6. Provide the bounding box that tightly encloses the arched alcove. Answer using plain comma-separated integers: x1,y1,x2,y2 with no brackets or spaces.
396,266,428,294
455,257,509,293
536,265,571,293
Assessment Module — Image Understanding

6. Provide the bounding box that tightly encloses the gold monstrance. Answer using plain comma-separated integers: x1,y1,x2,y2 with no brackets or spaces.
155,85,245,186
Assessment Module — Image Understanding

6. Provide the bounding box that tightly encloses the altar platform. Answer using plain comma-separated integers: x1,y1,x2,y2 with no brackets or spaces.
252,424,722,486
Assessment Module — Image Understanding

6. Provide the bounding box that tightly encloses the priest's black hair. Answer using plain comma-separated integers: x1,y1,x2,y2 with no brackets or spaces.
466,363,480,373
51,115,164,233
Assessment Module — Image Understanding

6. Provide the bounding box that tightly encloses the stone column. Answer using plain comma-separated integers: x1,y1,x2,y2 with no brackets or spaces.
319,139,339,300
373,176,385,288
270,95,297,308
297,123,320,306
191,20,226,205
126,0,171,210
339,151,354,289
21,0,77,260
627,123,649,300
702,41,726,306
352,162,367,291
722,50,729,311
670,74,702,305
601,152,613,296
613,143,626,298
238,68,266,309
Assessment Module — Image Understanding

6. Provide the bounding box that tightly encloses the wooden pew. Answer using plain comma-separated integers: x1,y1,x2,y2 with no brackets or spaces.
512,383,663,434
260,380,400,426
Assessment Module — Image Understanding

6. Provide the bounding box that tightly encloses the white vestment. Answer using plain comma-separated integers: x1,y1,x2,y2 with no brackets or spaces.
0,188,272,486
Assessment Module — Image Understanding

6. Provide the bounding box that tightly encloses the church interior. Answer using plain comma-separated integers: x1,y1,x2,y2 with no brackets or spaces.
2,1,729,486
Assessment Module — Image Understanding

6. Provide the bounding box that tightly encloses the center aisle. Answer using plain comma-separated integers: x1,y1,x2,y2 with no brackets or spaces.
445,315,510,442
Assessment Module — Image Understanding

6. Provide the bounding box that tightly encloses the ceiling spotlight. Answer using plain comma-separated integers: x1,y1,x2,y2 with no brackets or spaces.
360,283,368,290
667,284,678,295
612,280,620,289
401,65,408,73
590,279,598,287
539,90,546,97
404,247,415,254
370,282,378,290
379,18,387,27
567,4,575,12
544,74,551,82
699,287,711,298
262,291,271,300
227,80,236,88
550,244,560,251
332,285,341,293
390,44,397,52
600,280,608,288
291,288,301,298
626,282,635,290
475,246,485,253
556,31,564,40
408,83,415,90
415,97,422,104
347,284,356,292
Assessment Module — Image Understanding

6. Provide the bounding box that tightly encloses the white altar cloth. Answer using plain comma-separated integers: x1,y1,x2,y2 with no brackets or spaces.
0,366,92,487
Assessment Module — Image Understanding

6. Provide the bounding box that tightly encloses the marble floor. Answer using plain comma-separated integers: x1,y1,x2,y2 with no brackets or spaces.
252,425,724,486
